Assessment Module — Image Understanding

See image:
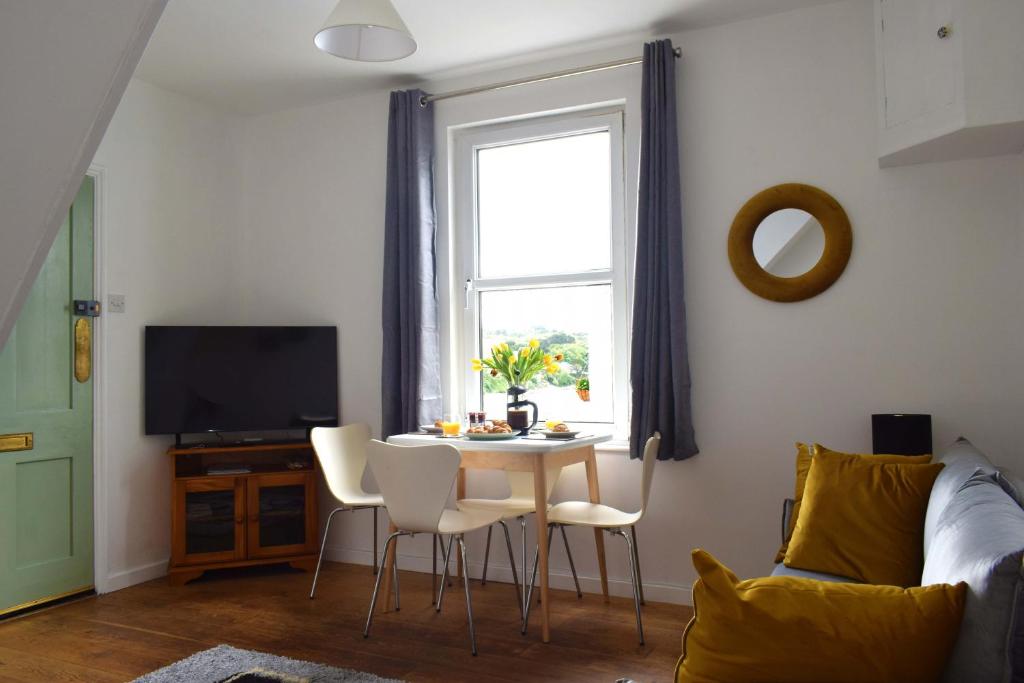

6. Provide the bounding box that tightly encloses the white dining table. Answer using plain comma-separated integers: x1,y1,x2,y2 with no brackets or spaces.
381,431,613,643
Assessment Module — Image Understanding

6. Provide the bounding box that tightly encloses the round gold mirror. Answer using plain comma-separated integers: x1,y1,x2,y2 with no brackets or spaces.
728,183,852,302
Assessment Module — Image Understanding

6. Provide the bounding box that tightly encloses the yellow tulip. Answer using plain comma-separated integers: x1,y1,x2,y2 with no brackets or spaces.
519,347,529,358
500,342,510,352
546,364,558,374
529,339,540,349
470,358,482,372
543,354,552,365
491,344,501,357
506,354,515,365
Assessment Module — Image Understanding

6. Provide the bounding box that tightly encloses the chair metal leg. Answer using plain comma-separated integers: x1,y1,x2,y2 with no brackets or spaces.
392,537,401,612
372,507,379,574
560,524,583,598
363,531,402,638
519,516,527,618
436,534,455,612
432,533,438,605
499,519,523,619
309,506,344,599
630,525,645,605
458,535,479,656
481,524,493,585
612,528,644,645
521,524,554,634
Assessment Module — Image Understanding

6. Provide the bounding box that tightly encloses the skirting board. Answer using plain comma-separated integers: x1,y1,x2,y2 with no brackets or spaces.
101,559,168,594
324,545,693,606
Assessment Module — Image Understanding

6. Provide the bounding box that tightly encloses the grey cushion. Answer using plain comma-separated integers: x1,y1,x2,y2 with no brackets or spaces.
770,563,859,584
922,469,1024,683
924,437,995,556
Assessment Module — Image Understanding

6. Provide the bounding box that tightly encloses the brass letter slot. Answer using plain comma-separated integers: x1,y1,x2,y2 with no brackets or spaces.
0,433,33,453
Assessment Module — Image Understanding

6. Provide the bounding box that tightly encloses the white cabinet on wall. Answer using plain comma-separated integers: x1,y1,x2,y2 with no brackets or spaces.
875,0,1024,167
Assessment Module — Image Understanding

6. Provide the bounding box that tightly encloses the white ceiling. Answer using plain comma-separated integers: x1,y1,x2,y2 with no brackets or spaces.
136,0,838,115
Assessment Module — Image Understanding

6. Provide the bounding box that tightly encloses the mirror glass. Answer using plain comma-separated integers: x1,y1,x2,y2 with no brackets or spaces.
751,208,826,277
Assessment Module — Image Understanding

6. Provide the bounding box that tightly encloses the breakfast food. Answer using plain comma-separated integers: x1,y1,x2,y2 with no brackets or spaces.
434,419,444,428
467,420,514,434
551,422,571,433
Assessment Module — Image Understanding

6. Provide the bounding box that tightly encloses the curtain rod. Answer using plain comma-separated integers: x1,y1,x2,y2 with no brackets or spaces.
420,46,681,106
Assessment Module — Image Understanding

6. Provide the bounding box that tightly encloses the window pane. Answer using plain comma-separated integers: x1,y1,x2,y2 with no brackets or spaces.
477,132,611,278
478,285,614,424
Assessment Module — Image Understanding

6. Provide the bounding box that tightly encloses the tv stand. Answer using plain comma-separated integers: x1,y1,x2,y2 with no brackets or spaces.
167,441,319,586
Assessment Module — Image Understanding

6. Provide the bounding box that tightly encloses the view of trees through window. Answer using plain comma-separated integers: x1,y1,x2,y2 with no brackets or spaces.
479,285,614,424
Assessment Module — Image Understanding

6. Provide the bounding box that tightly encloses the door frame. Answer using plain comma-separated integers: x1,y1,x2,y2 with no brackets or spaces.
86,164,110,594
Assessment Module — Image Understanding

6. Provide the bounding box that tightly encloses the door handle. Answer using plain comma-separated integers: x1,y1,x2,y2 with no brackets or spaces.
0,433,33,453
74,318,91,383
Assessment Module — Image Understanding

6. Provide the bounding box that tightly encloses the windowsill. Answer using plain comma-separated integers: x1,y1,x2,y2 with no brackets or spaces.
595,438,630,454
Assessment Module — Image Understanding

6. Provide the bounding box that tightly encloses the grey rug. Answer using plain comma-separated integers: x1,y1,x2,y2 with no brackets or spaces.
131,644,403,683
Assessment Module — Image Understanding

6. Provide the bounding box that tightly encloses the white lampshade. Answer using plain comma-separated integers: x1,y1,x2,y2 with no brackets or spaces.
314,0,417,62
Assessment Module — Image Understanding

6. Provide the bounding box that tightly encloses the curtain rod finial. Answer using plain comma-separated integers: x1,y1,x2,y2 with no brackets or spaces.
673,47,682,58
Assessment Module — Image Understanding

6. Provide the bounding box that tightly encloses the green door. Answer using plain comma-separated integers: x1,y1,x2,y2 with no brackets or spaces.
0,176,94,615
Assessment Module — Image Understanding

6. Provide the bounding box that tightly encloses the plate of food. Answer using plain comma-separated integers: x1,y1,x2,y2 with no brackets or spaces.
464,420,518,440
420,421,443,435
541,421,579,439
463,432,519,441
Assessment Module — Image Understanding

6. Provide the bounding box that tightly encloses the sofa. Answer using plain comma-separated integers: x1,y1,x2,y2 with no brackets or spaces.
772,438,1024,682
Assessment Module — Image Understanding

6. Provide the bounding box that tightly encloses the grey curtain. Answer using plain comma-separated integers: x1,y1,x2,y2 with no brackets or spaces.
630,39,698,461
381,89,442,438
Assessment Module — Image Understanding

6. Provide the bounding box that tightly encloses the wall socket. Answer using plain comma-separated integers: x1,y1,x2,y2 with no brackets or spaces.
107,294,126,314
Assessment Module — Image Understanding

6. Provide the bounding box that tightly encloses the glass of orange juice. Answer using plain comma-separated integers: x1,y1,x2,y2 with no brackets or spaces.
441,413,462,437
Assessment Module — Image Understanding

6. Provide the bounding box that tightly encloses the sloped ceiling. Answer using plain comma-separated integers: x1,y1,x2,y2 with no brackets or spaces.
0,0,167,347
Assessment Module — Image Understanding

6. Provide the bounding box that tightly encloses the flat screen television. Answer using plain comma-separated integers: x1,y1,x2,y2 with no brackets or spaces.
145,326,339,437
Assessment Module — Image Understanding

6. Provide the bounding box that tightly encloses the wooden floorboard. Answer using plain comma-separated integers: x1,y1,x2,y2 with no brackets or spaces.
0,562,690,682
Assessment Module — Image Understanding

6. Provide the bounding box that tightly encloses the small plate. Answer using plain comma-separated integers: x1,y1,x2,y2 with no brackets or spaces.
542,430,580,440
420,424,443,434
463,432,519,441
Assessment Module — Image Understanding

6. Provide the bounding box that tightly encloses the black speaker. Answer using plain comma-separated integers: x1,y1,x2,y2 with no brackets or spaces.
872,414,932,456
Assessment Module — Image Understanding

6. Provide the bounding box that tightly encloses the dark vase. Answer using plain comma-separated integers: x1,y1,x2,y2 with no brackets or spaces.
505,385,538,436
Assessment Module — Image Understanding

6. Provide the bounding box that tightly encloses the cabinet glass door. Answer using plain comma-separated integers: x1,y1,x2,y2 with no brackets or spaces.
173,478,245,566
247,473,315,558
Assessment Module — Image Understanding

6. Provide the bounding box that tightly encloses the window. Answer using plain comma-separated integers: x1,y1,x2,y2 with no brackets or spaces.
452,110,628,431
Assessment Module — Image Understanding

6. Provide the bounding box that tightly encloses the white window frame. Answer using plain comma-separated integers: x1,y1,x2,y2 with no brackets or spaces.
450,108,630,434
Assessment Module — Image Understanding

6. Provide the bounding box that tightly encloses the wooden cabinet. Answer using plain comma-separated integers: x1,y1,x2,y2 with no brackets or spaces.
168,443,319,585
875,0,1024,166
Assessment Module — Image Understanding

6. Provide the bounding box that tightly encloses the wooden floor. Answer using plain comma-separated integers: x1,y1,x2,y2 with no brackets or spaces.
0,561,690,682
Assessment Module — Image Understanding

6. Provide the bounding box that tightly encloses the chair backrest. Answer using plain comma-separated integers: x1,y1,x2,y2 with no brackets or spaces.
507,467,562,502
310,423,373,505
638,432,661,517
366,439,461,534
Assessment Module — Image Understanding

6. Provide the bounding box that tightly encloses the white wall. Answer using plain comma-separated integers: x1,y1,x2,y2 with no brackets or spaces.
91,79,243,591
0,0,166,349
193,0,1024,601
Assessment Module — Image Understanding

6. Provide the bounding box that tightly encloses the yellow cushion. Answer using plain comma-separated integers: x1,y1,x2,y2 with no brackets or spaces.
773,444,933,563
784,450,944,587
676,550,965,683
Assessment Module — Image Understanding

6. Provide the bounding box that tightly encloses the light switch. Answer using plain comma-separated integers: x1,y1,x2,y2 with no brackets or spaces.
107,294,126,314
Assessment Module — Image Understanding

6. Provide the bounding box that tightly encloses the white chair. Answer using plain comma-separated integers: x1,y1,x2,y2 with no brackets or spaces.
308,423,385,599
456,468,582,619
523,433,661,644
364,440,508,655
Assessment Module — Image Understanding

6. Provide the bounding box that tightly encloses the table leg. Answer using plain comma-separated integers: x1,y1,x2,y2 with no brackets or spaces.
456,467,466,580
533,454,551,643
379,521,398,612
584,446,610,602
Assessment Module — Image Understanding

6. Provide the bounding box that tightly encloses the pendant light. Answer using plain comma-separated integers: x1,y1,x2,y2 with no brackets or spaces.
314,0,417,62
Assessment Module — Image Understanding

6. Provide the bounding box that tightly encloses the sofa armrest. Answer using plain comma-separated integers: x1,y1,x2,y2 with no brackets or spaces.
781,498,796,544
